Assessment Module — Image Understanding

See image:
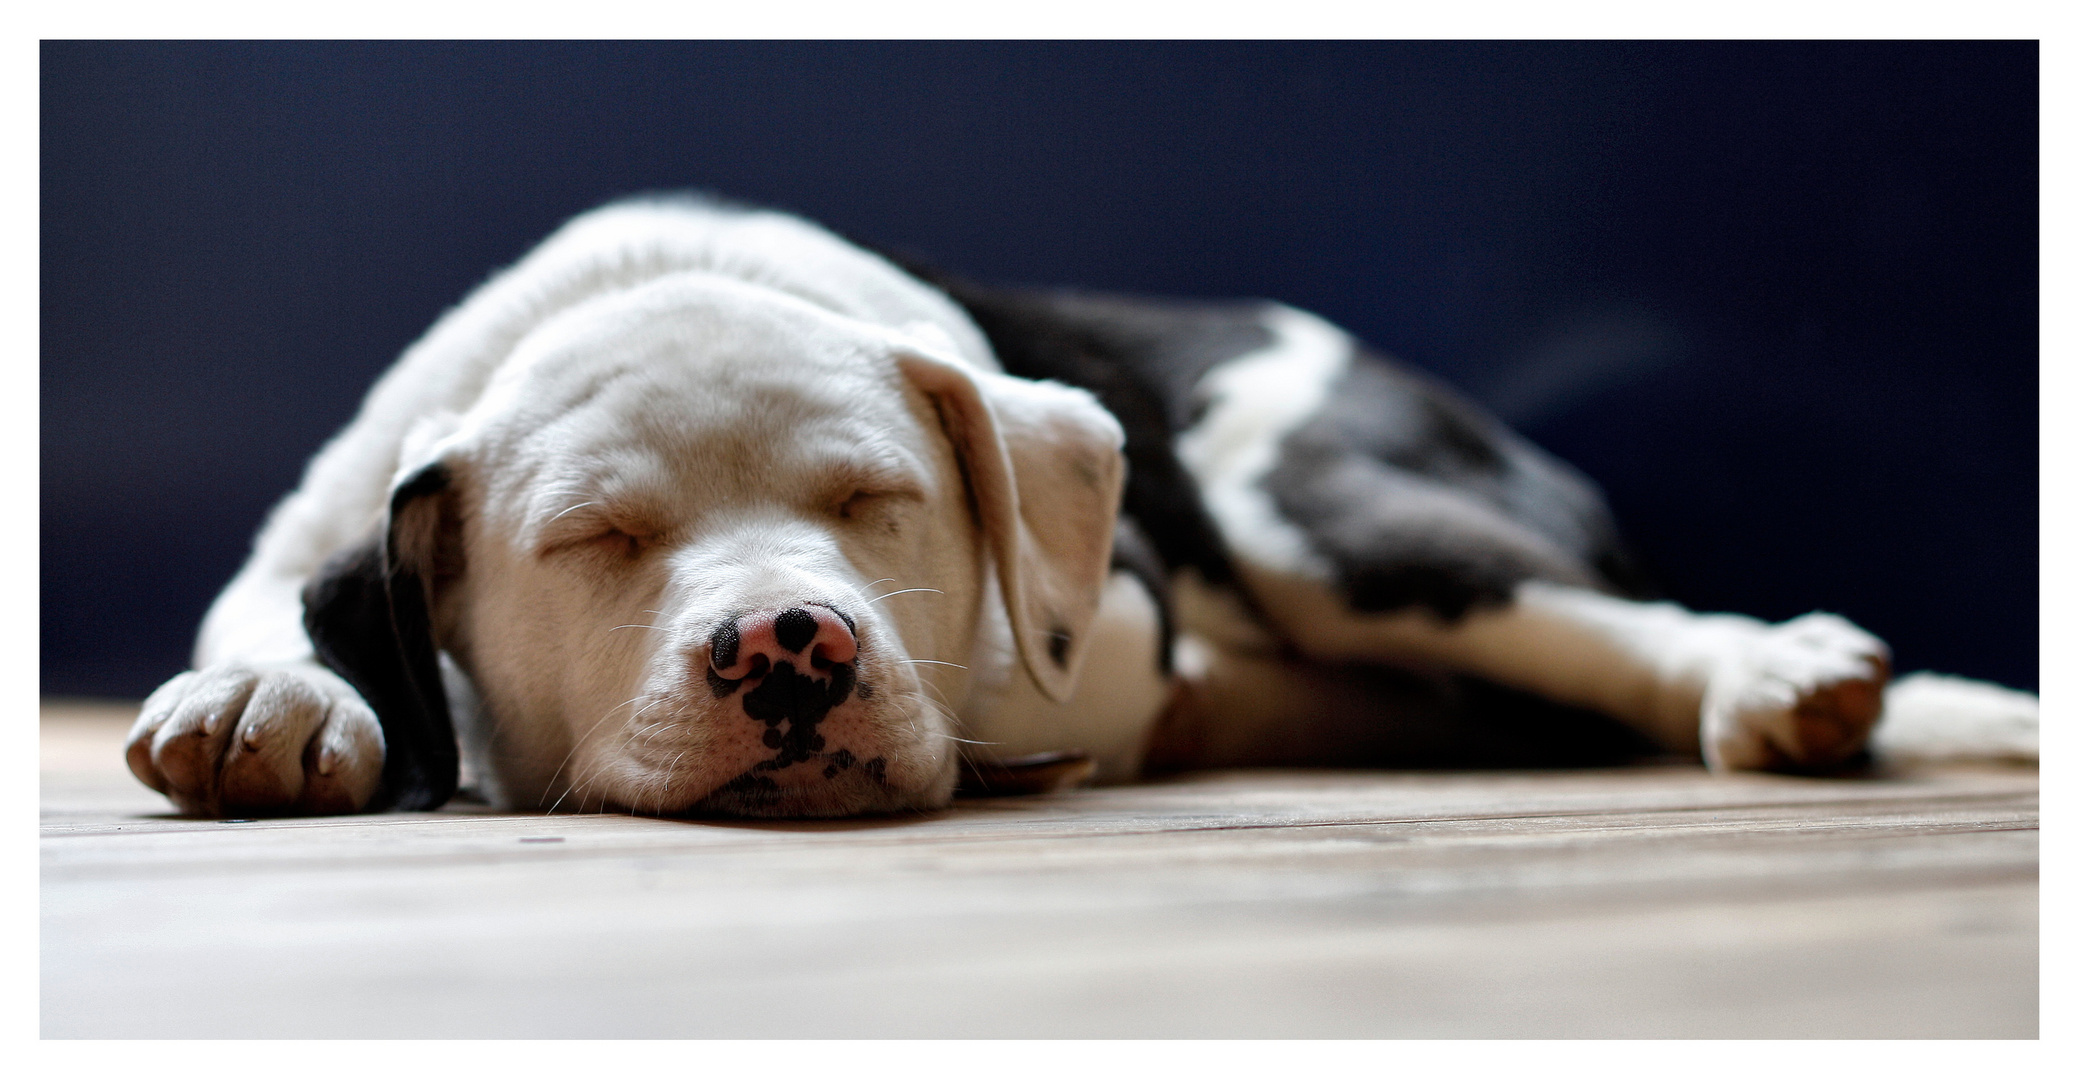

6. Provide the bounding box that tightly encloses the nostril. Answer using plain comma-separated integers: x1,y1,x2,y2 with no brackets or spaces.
807,604,859,668
773,608,819,655
709,619,741,673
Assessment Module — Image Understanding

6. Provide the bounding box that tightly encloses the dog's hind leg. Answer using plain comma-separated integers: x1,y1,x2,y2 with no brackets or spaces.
1230,567,1891,771
1171,304,1897,771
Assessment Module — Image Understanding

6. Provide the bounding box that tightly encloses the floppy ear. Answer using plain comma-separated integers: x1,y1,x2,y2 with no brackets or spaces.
897,352,1127,702
301,462,462,811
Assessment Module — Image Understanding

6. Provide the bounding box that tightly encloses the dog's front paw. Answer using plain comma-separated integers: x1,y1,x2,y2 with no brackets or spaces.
1700,613,1891,772
125,662,385,816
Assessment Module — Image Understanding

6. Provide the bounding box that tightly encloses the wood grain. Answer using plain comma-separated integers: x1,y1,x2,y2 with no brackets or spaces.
41,700,2036,1038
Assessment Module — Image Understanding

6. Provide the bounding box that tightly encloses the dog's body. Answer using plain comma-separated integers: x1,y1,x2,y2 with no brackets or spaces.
126,196,2039,819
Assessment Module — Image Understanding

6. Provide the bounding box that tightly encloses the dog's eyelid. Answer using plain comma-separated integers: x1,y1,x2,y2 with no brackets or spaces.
833,484,923,517
534,505,663,557
536,525,655,561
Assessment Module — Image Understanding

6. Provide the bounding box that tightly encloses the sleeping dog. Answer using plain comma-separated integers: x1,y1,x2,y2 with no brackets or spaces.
125,195,2040,818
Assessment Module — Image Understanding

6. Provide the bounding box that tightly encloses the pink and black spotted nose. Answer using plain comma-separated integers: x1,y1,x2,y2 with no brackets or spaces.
708,605,857,687
706,604,863,770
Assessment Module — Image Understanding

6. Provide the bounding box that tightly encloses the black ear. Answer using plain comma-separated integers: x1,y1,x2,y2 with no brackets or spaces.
301,463,460,812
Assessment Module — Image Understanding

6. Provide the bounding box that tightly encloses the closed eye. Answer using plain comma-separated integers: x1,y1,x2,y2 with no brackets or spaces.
537,514,657,560
837,490,880,519
834,486,923,520
586,527,647,558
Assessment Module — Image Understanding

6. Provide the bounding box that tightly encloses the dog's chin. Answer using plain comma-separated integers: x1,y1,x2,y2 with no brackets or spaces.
682,756,950,818
596,689,956,818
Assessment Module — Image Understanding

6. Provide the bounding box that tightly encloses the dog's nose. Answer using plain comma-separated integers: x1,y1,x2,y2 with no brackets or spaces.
708,604,858,682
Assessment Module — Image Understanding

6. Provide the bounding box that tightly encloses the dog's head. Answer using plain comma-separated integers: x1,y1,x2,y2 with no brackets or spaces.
305,274,1124,816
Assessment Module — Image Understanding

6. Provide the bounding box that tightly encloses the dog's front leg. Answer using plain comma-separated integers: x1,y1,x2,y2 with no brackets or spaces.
125,556,388,817
124,422,411,817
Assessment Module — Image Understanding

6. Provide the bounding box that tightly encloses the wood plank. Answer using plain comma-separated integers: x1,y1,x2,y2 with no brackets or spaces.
41,700,2037,1038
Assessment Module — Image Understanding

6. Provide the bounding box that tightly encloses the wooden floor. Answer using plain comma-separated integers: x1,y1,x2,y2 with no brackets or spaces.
41,699,2037,1038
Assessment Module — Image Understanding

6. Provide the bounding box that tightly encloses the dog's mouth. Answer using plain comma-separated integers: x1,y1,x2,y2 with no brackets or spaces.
679,658,947,817
691,750,905,817
712,655,860,763
589,677,937,817
702,652,892,815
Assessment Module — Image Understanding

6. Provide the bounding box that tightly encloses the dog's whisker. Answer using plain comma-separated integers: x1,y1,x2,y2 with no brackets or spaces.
868,587,944,605
570,715,671,807
929,733,1001,746
627,715,681,745
654,748,691,812
910,691,971,749
590,693,706,809
898,659,967,669
541,692,649,811
545,500,602,524
912,678,961,719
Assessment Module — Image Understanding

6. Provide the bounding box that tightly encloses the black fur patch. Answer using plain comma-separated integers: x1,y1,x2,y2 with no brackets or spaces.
1108,516,1174,676
922,274,1648,624
301,462,461,812
1144,661,1667,772
1263,351,1648,619
740,659,857,770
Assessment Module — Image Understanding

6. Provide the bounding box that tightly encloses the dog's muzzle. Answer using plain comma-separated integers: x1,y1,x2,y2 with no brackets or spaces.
704,604,866,771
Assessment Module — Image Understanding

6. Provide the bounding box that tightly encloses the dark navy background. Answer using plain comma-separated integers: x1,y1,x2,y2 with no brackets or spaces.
42,41,2038,697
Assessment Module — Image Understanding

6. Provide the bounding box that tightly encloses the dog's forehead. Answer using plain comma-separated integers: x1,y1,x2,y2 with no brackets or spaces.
564,360,925,483
474,280,939,494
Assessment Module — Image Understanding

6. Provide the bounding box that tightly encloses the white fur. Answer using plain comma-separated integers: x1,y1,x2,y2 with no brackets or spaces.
1873,673,2040,763
1174,304,1353,577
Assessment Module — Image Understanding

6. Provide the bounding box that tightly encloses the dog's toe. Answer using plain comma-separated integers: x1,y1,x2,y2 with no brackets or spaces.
293,696,385,814
125,670,199,796
145,666,257,814
219,671,334,810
